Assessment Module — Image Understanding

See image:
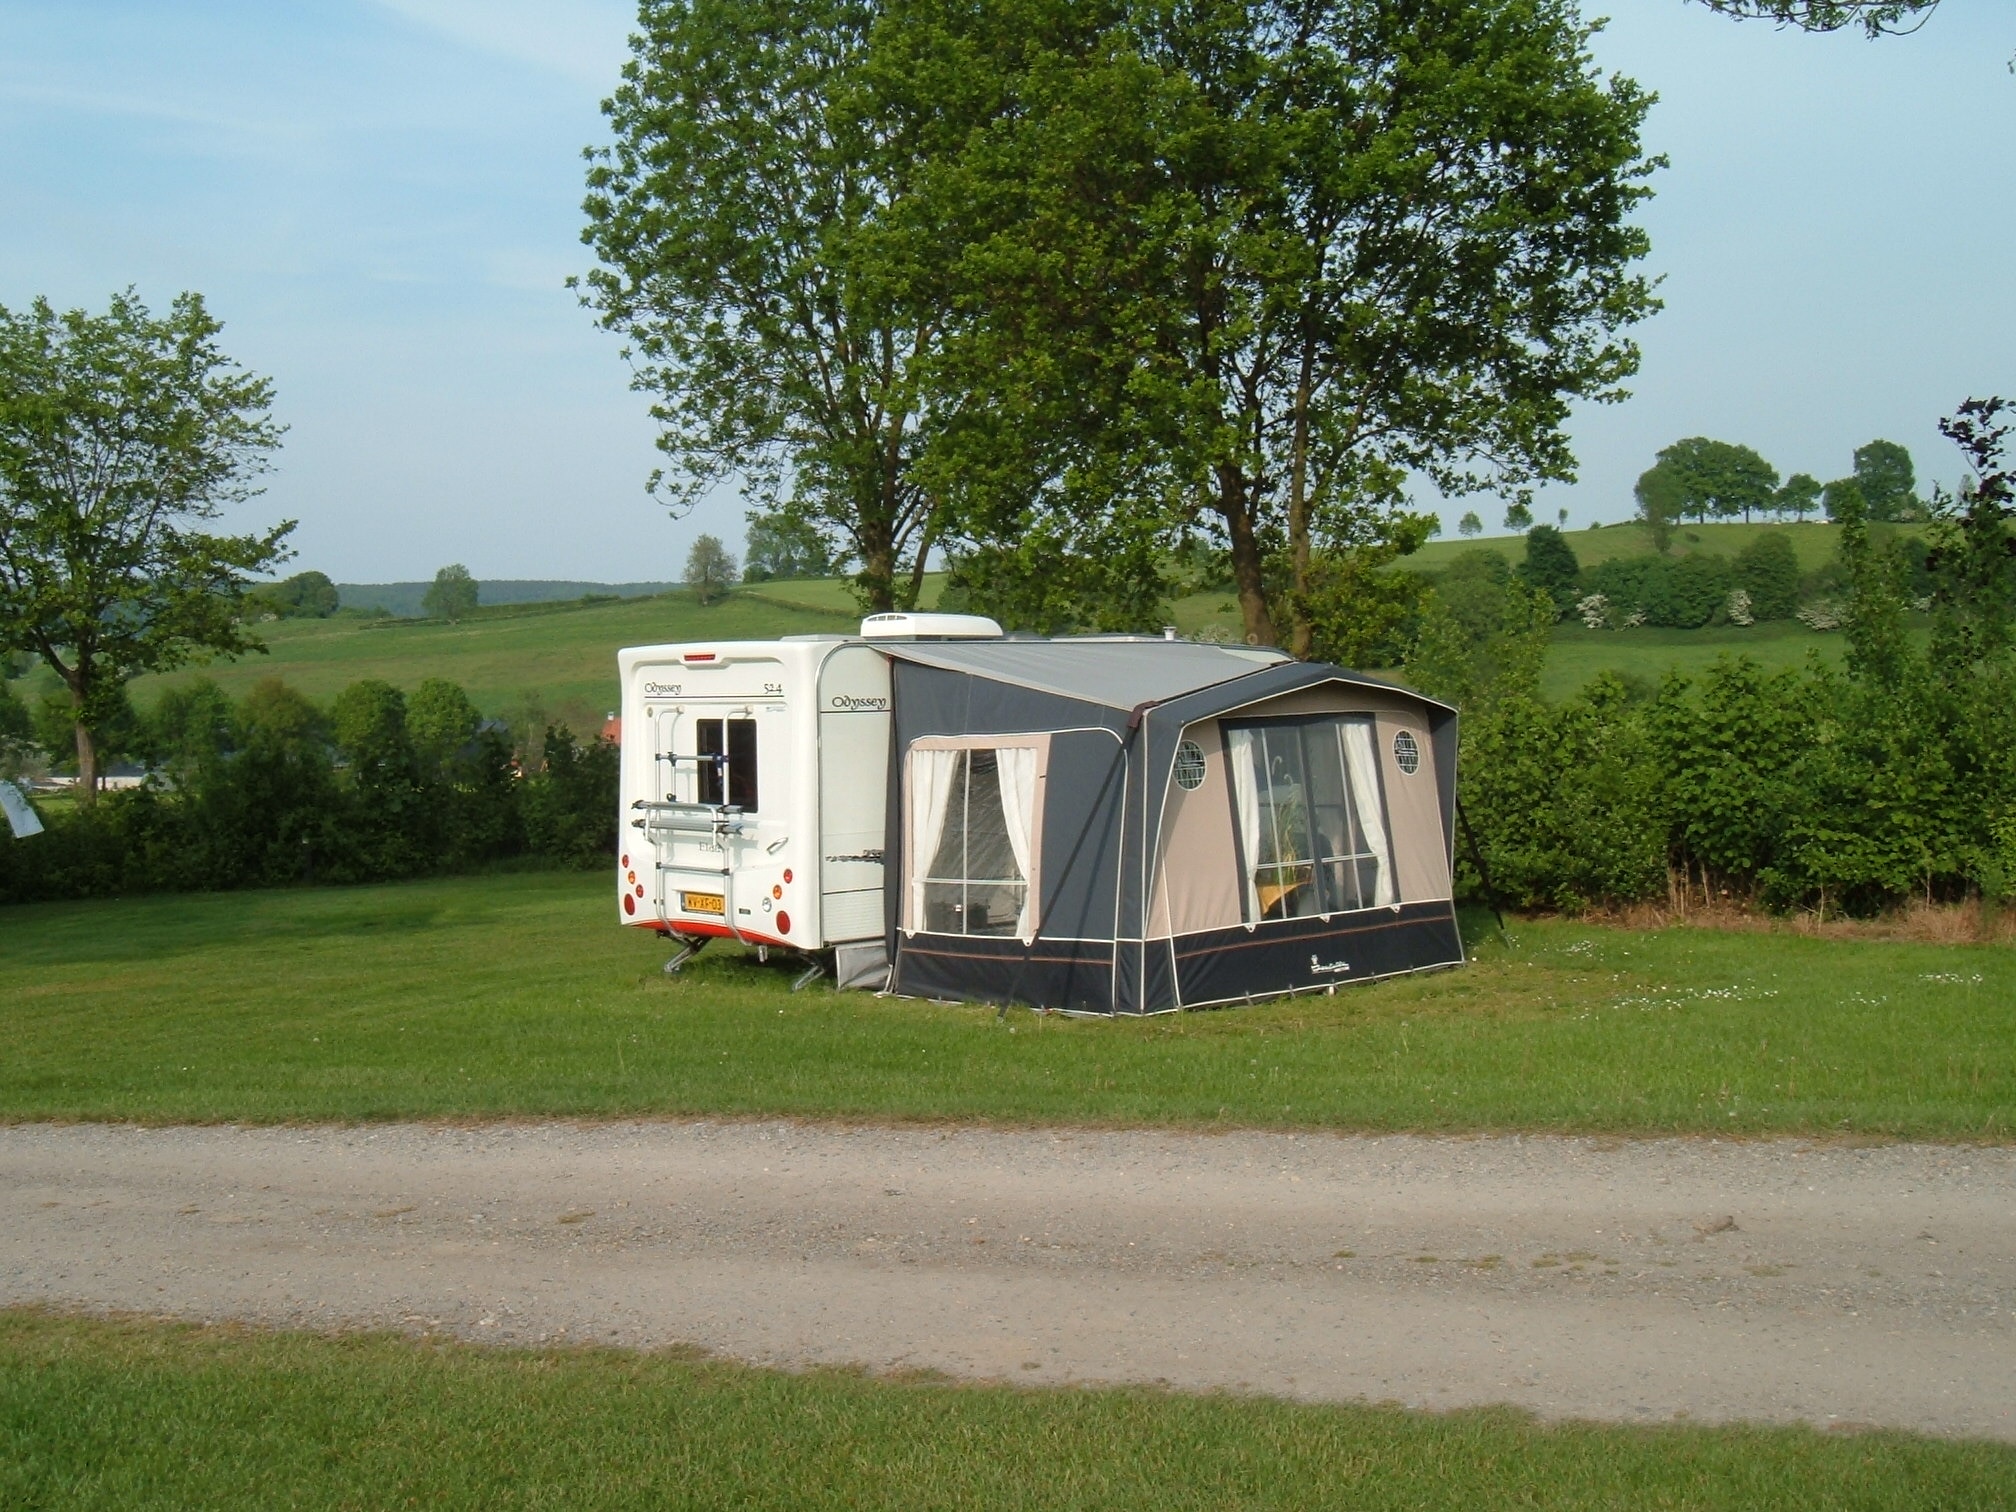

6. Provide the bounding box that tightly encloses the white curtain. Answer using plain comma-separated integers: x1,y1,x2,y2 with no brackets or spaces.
906,747,961,933
1226,725,1262,925
1340,719,1397,906
994,745,1040,942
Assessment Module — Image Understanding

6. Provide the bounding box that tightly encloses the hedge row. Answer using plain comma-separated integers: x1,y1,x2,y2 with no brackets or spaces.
0,677,616,905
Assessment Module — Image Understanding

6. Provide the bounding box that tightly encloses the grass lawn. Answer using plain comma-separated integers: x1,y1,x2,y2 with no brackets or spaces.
2,871,2010,1135
4,1312,2010,1512
1540,619,1844,697
1409,519,1860,574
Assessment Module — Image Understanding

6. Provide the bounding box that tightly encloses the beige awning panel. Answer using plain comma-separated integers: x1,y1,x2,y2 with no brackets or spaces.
1146,687,1451,940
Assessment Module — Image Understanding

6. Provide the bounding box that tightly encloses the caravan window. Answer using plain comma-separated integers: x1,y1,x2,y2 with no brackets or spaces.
906,740,1045,941
696,718,758,810
1225,716,1395,920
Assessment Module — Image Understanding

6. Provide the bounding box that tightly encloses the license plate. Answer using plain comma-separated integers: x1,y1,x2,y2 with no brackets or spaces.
681,891,725,916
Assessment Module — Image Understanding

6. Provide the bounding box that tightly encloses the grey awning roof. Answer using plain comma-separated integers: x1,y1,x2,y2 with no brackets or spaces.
878,638,1291,710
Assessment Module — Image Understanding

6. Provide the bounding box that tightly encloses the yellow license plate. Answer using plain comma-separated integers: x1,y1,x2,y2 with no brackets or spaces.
681,891,725,916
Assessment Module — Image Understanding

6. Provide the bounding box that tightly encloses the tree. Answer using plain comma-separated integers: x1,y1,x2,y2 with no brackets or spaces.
1457,511,1483,538
1650,437,1779,524
1850,439,1921,522
1503,502,1535,534
258,569,339,618
1925,396,2016,673
408,677,480,769
1775,471,1822,522
1734,531,1800,619
685,533,737,605
422,564,478,622
743,507,838,582
1518,524,1583,615
581,0,946,613
1822,476,1867,522
1634,464,1684,554
0,289,289,800
911,0,1659,657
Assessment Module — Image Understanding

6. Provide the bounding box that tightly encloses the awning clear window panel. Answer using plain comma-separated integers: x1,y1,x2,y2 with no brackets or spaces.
908,745,1040,940
1227,716,1395,921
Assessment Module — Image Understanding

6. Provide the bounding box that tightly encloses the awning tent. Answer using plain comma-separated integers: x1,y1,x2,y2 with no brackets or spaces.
881,638,1463,1014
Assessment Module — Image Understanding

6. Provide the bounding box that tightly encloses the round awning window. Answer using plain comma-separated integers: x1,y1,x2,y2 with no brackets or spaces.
1392,729,1420,775
1174,740,1208,790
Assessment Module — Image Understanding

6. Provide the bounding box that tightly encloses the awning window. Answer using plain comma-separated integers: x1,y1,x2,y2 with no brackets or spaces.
905,737,1046,942
1227,715,1395,922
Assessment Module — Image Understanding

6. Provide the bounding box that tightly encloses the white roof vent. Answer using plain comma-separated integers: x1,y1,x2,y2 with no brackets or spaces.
860,612,1004,640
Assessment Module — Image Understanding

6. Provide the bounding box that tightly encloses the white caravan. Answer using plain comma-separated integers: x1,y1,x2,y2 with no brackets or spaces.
615,612,1002,982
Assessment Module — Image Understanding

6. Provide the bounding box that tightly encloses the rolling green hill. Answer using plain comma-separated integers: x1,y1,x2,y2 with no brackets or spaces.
1410,518,1852,573
112,587,856,721
5,524,1866,728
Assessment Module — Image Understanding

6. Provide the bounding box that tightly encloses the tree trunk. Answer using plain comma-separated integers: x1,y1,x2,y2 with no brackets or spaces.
857,515,897,614
1219,466,1276,647
1284,348,1315,659
73,718,98,807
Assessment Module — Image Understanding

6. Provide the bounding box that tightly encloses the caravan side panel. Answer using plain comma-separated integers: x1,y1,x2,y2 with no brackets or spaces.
816,646,892,943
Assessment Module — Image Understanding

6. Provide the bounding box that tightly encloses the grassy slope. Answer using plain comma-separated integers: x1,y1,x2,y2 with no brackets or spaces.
1409,520,1852,573
4,871,2010,1135
0,523,1897,722
117,590,854,719
5,1313,2010,1512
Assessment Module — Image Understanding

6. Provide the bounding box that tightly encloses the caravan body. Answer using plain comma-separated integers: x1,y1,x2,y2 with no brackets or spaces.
616,634,893,954
616,615,1002,961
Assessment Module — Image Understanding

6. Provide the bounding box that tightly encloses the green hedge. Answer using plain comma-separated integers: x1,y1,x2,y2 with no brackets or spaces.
0,677,615,903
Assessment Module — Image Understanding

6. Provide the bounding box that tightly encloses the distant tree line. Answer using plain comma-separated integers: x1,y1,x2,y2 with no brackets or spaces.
0,676,617,904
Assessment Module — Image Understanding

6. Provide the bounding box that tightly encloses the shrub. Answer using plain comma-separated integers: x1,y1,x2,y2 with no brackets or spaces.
1733,532,1799,620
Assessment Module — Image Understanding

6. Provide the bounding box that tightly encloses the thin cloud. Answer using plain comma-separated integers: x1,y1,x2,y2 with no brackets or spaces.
365,0,631,92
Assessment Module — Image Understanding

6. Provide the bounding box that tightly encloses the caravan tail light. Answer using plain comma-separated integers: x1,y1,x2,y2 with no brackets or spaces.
623,893,635,916
771,885,782,899
621,853,629,868
682,651,717,664
782,868,793,883
776,911,791,935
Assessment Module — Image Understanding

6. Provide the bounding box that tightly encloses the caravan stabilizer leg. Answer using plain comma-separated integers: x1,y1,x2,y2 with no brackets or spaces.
662,936,709,975
790,959,824,993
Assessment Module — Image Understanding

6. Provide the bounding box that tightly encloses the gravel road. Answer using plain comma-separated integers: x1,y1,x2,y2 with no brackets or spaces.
4,1121,2012,1439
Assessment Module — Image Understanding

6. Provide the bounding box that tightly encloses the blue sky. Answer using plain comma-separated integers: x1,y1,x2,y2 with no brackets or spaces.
0,1,2010,582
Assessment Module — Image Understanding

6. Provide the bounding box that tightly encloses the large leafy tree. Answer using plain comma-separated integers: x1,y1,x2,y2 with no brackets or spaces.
0,290,289,799
1644,437,1779,524
910,0,1660,654
581,0,948,613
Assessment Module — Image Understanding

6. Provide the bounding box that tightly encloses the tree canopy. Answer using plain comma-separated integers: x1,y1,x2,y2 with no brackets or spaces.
906,0,1659,653
581,0,947,612
422,564,479,622
685,533,737,605
0,289,288,797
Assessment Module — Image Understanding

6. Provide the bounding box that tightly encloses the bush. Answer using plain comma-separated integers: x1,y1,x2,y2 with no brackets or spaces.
1733,533,1799,621
0,677,616,905
1580,552,1734,629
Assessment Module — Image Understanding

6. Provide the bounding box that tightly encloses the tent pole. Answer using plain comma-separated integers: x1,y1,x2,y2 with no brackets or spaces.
1455,798,1509,941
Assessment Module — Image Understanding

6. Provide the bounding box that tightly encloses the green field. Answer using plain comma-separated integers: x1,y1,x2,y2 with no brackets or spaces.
109,588,856,719
1408,519,1856,573
2,520,1875,726
5,1311,2009,1512
4,871,2010,1134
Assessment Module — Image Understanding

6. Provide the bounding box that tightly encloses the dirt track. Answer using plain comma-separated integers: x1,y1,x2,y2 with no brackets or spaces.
4,1121,2012,1439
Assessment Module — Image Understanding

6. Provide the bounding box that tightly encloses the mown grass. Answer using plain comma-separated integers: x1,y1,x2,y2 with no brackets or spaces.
2,872,2009,1134
3,1311,2010,1512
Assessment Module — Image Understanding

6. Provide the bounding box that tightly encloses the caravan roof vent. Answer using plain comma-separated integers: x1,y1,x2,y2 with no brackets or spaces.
860,612,1004,640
